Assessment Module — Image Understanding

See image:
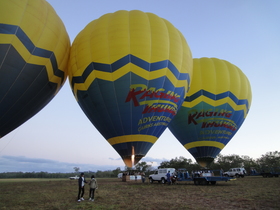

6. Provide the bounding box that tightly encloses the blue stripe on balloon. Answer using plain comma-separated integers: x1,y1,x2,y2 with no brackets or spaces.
0,23,64,82
71,54,190,88
185,89,249,111
188,146,221,159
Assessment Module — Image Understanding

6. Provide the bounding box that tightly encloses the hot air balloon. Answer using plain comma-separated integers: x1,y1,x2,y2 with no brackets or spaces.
168,57,252,167
68,10,192,167
0,0,70,138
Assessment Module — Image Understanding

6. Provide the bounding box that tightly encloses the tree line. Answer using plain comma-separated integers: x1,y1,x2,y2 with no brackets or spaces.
157,151,280,174
0,151,279,179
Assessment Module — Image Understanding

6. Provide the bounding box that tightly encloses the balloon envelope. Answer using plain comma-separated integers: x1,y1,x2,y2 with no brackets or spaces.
0,0,70,138
168,57,252,167
68,10,192,167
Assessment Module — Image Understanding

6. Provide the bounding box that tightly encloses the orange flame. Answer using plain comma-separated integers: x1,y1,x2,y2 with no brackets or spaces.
131,146,135,167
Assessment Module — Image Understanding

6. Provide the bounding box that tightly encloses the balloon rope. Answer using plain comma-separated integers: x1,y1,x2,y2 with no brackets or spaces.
0,128,20,154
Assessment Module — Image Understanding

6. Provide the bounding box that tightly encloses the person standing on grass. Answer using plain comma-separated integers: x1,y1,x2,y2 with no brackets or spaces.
141,172,146,183
77,172,87,202
166,171,171,185
88,175,98,201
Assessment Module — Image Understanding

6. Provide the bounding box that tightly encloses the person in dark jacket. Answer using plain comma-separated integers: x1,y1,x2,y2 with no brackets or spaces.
77,172,87,202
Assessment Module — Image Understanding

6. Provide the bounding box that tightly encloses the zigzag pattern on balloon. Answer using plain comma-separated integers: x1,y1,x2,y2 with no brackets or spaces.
183,89,250,117
0,23,65,87
71,54,190,93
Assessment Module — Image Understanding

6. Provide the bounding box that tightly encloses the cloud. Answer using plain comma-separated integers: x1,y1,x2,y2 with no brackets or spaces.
0,155,121,173
0,155,168,173
108,157,122,161
141,156,168,165
2,155,57,164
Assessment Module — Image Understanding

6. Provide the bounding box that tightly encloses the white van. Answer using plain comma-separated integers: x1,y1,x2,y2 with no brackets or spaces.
149,168,176,183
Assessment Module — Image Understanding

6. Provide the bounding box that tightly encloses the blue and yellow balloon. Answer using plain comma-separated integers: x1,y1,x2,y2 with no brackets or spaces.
68,10,193,167
168,57,252,167
0,0,70,138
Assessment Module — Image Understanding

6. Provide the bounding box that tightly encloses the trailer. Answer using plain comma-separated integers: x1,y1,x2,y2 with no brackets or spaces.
260,167,280,178
248,167,280,178
175,168,236,185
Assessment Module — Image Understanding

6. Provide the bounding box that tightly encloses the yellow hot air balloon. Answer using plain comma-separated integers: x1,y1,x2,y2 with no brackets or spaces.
0,0,70,138
169,57,252,167
68,10,192,167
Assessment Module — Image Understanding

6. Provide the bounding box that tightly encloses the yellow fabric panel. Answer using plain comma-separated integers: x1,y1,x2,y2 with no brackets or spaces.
162,19,184,73
20,6,47,46
213,58,230,93
238,69,253,105
128,10,152,61
185,141,225,150
0,34,60,85
69,10,192,94
194,95,245,109
0,0,27,25
0,0,70,87
73,64,188,95
186,58,252,112
107,135,158,146
188,58,203,95
180,31,193,78
147,13,169,62
0,34,30,55
189,58,242,95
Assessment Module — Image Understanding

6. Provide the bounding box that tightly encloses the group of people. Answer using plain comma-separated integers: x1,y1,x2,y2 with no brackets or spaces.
77,173,98,202
135,172,146,183
166,171,177,185
122,171,146,183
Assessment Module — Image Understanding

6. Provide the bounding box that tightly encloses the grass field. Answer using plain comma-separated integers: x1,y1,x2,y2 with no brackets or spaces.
0,176,279,210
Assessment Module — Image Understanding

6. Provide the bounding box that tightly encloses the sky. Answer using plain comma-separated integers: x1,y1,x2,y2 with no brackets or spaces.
0,0,279,173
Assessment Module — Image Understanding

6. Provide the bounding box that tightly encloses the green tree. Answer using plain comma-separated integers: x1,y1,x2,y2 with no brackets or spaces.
134,161,150,172
73,167,80,173
241,155,258,173
214,154,244,171
112,167,122,177
257,151,280,168
159,156,195,169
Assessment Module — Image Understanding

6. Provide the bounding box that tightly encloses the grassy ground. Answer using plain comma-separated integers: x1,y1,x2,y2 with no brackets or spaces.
0,176,279,210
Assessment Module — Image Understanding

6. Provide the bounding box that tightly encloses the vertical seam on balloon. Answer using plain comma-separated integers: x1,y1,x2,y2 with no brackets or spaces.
42,6,62,94
51,14,69,92
221,59,232,145
104,13,119,138
209,58,217,151
128,11,133,135
107,12,119,137
145,12,153,136
0,24,64,88
232,63,246,138
157,19,169,138
0,0,28,106
162,20,177,139
195,58,203,147
0,43,13,104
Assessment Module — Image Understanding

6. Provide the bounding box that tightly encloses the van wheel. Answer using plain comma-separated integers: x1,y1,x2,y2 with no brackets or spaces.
211,181,216,185
236,174,240,178
161,178,166,184
149,178,153,183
